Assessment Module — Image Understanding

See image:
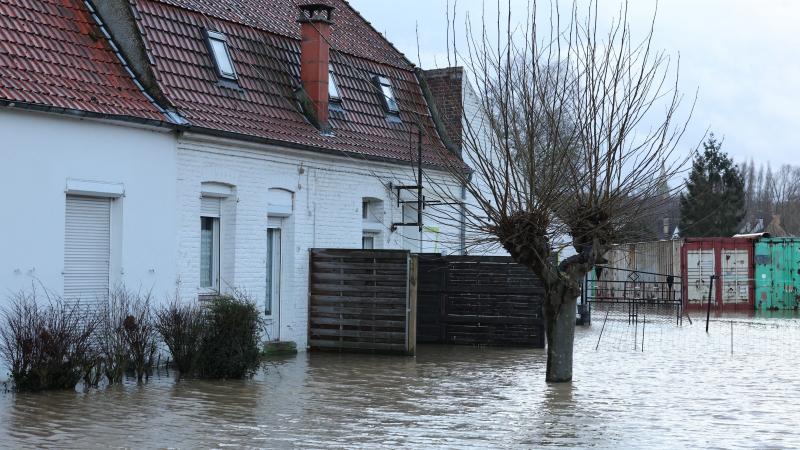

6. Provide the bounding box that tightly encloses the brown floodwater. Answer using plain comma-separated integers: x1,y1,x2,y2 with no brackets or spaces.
2,315,800,449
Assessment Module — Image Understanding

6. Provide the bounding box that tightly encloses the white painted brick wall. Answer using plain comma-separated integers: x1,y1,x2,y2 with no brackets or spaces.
176,136,462,350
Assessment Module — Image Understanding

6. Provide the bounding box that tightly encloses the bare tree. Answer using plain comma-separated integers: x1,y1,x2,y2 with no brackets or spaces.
426,1,692,382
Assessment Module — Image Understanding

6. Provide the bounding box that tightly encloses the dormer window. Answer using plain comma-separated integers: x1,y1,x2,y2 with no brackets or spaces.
205,30,237,80
374,75,399,114
328,70,341,102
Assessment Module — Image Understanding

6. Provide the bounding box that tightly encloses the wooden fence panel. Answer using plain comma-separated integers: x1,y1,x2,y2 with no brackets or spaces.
309,249,415,355
417,255,545,347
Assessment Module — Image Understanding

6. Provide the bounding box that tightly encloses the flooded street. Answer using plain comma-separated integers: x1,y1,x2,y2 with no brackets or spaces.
2,316,800,448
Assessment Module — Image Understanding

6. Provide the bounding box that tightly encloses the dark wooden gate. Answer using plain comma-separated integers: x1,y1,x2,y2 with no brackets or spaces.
308,249,417,355
417,255,545,347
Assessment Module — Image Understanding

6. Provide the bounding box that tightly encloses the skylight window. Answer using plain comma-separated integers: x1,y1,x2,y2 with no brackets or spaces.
374,75,399,114
329,70,341,102
205,30,237,80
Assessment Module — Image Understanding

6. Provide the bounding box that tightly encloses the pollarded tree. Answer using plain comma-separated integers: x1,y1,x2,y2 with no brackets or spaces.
423,2,692,382
680,135,745,237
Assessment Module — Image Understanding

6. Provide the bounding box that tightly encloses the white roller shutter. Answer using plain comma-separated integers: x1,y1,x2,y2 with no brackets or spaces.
64,195,111,307
201,196,221,217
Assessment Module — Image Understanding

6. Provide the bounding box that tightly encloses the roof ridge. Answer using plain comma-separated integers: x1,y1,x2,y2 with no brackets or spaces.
337,0,414,69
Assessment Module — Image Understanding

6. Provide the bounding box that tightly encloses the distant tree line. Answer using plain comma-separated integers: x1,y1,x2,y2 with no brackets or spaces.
739,159,800,235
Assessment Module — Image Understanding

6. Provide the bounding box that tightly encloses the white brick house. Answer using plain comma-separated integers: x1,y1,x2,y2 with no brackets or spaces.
0,0,466,357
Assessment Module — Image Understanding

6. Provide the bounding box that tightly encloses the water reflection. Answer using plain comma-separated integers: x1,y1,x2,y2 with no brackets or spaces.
1,319,800,448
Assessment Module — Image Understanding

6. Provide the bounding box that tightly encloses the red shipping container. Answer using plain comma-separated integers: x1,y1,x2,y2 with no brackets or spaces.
681,238,756,311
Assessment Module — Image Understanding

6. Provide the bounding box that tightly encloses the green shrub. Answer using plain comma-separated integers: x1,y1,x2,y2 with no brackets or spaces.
197,294,262,379
0,289,99,392
154,300,204,377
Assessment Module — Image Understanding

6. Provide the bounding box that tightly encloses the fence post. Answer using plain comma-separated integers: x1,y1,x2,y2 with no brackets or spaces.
406,254,418,356
706,275,716,333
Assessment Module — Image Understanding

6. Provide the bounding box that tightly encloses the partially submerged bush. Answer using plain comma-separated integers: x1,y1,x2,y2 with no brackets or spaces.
0,287,265,389
97,288,132,384
197,293,262,379
155,300,204,377
97,288,159,383
0,289,98,392
121,292,158,383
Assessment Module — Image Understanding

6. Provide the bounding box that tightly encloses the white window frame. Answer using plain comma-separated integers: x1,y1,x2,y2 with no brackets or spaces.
329,69,341,102
362,233,376,250
374,75,399,114
64,194,114,306
362,198,383,248
200,215,221,293
266,219,282,319
205,30,237,80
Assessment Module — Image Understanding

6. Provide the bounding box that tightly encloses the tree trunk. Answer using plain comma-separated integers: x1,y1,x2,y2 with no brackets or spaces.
544,292,577,383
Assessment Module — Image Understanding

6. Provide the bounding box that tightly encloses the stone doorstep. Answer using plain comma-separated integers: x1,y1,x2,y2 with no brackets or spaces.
262,340,298,357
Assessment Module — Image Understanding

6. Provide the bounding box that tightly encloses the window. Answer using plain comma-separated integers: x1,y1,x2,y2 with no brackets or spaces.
374,75,399,114
329,70,341,102
200,197,221,291
64,195,112,306
362,233,375,250
362,198,383,249
205,30,237,80
266,226,281,316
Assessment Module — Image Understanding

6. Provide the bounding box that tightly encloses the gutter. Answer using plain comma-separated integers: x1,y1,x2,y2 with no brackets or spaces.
178,125,457,173
0,100,175,130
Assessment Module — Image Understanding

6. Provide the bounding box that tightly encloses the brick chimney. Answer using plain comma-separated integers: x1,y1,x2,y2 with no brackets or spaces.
297,3,334,130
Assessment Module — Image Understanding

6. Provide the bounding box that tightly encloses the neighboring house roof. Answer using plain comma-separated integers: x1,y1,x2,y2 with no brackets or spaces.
131,0,454,166
0,0,165,122
422,68,464,151
765,215,789,237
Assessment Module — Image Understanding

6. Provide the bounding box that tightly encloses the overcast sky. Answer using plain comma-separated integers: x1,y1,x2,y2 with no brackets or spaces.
350,0,800,168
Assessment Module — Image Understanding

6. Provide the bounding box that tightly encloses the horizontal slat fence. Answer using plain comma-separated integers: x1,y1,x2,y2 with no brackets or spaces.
309,249,415,355
417,255,545,347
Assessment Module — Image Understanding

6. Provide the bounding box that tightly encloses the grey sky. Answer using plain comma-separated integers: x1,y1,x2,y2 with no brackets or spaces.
350,0,800,167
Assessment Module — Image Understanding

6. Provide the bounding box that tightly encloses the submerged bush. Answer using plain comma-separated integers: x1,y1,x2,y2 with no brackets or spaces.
197,293,262,379
155,300,204,377
0,289,99,392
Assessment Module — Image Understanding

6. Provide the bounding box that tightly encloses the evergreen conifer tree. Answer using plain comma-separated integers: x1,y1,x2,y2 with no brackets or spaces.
680,134,745,236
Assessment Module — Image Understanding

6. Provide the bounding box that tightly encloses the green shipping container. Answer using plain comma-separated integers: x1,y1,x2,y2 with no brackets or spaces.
755,238,800,310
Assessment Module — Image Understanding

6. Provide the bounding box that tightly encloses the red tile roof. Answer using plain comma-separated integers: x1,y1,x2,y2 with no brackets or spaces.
134,0,455,166
0,0,165,121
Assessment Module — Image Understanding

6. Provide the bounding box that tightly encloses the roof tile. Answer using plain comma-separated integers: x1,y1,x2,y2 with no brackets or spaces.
137,0,454,166
0,0,164,120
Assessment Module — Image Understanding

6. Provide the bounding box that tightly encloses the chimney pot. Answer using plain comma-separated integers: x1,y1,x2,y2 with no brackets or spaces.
298,4,334,24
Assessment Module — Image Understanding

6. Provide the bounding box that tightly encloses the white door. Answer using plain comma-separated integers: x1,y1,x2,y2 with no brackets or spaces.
721,249,750,305
64,195,111,308
265,218,282,341
686,249,714,305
